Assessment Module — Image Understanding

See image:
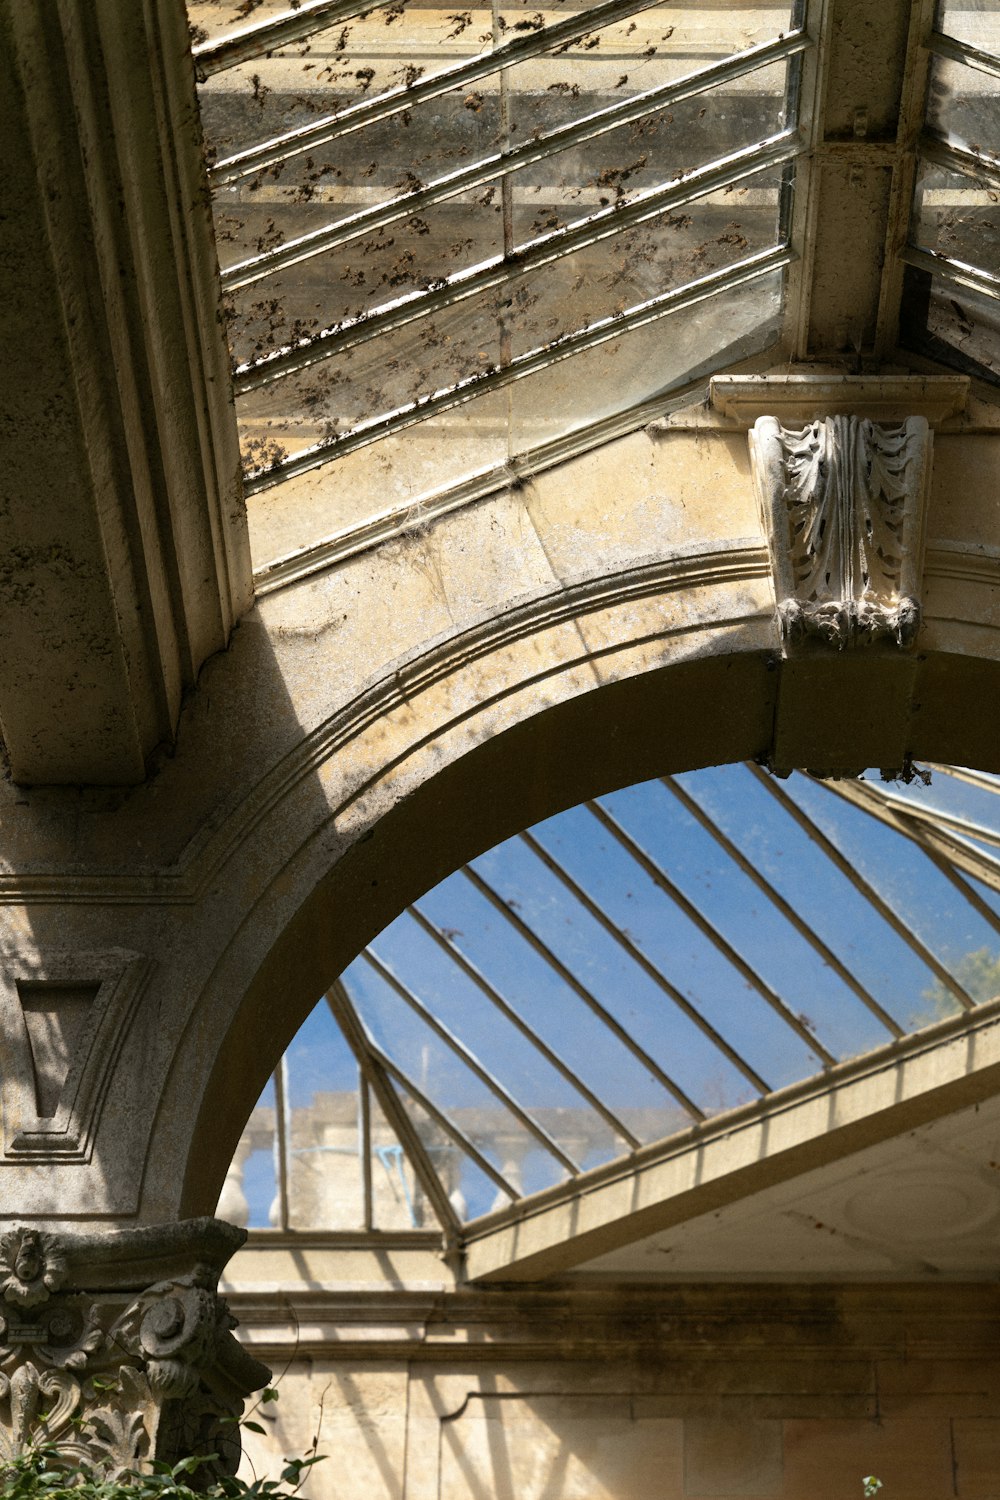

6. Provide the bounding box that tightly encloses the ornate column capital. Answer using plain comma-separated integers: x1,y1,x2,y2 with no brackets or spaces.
0,1219,268,1485
749,412,932,654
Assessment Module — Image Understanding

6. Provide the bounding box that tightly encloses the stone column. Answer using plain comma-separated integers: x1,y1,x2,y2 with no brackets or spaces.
0,1218,269,1484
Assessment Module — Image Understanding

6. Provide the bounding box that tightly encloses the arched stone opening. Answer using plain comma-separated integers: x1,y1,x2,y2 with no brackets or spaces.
173,631,1000,1223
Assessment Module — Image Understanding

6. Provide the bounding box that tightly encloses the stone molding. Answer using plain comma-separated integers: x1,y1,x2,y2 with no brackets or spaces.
750,413,931,652
0,2,252,784
0,542,772,907
0,950,150,1163
0,1219,268,1482
709,373,969,426
225,1279,1000,1365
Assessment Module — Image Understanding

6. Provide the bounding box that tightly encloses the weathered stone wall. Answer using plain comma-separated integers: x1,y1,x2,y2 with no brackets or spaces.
225,1264,1000,1499
4,393,1000,1231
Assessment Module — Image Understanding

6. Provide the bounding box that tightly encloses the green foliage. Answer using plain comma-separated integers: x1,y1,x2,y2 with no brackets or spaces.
0,1445,323,1500
1,1390,323,1500
919,945,1000,1025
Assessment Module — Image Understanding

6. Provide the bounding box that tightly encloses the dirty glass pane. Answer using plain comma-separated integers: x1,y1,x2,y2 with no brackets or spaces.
508,164,784,347
935,0,1000,54
198,1,487,161
509,58,790,244
899,262,1000,383
282,1003,365,1229
342,956,572,1195
188,0,294,49
368,1091,430,1229
189,0,804,549
222,1075,278,1228
911,158,1000,272
926,54,1000,159
236,291,505,466
221,192,505,365
390,1082,512,1220
506,265,783,448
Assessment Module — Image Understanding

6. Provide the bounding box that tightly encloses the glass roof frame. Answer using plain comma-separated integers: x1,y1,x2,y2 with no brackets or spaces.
231,763,1000,1248
191,0,814,509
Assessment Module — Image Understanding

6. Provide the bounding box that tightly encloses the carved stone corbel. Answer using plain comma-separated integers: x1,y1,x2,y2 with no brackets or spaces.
749,413,932,652
0,1219,268,1487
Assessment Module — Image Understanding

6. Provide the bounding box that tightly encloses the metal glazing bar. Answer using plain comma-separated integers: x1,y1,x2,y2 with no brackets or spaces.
837,776,1000,853
195,0,375,79
407,902,640,1149
828,783,1000,939
273,1058,291,1231
253,372,732,592
518,828,772,1093
361,948,582,1174
919,132,1000,192
587,799,837,1065
928,764,1000,798
920,847,1000,944
372,1048,520,1200
747,766,977,1012
234,131,798,393
219,31,807,286
244,243,790,491
661,777,904,1040
461,864,707,1120
928,28,1000,81
823,779,1000,898
359,1070,374,1230
901,243,1000,304
326,984,461,1236
210,0,726,182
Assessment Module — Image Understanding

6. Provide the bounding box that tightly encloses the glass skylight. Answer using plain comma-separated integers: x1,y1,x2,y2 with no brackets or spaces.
900,1,1000,380
188,1,807,563
220,763,1000,1236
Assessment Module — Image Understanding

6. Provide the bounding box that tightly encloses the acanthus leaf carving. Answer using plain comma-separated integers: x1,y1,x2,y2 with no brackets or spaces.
750,413,931,652
0,1220,269,1488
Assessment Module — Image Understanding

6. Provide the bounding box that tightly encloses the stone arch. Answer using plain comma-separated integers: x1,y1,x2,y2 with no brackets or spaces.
164,569,1000,1221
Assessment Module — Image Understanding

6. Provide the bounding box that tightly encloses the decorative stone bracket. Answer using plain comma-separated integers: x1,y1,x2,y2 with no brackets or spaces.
0,1219,269,1485
704,375,960,657
750,413,932,652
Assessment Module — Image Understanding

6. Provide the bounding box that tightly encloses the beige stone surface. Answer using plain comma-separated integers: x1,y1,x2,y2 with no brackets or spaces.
241,1362,409,1500
953,1418,1000,1498
223,1283,1000,1500
684,1417,782,1497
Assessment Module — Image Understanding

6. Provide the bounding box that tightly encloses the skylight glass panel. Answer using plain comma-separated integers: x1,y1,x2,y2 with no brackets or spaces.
188,1,806,565
220,763,1000,1237
900,2,1000,379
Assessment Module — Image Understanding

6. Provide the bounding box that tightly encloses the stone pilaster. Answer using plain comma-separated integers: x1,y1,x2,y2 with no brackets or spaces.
0,1219,268,1484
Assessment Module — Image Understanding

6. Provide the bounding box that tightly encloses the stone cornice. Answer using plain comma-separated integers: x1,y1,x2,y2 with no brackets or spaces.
709,373,970,425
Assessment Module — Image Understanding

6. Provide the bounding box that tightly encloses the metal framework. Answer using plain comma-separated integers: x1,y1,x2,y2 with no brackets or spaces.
236,762,1000,1240
191,0,809,500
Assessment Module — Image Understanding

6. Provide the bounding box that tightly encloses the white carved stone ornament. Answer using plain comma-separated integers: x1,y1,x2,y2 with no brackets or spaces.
750,414,931,652
0,1220,269,1488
